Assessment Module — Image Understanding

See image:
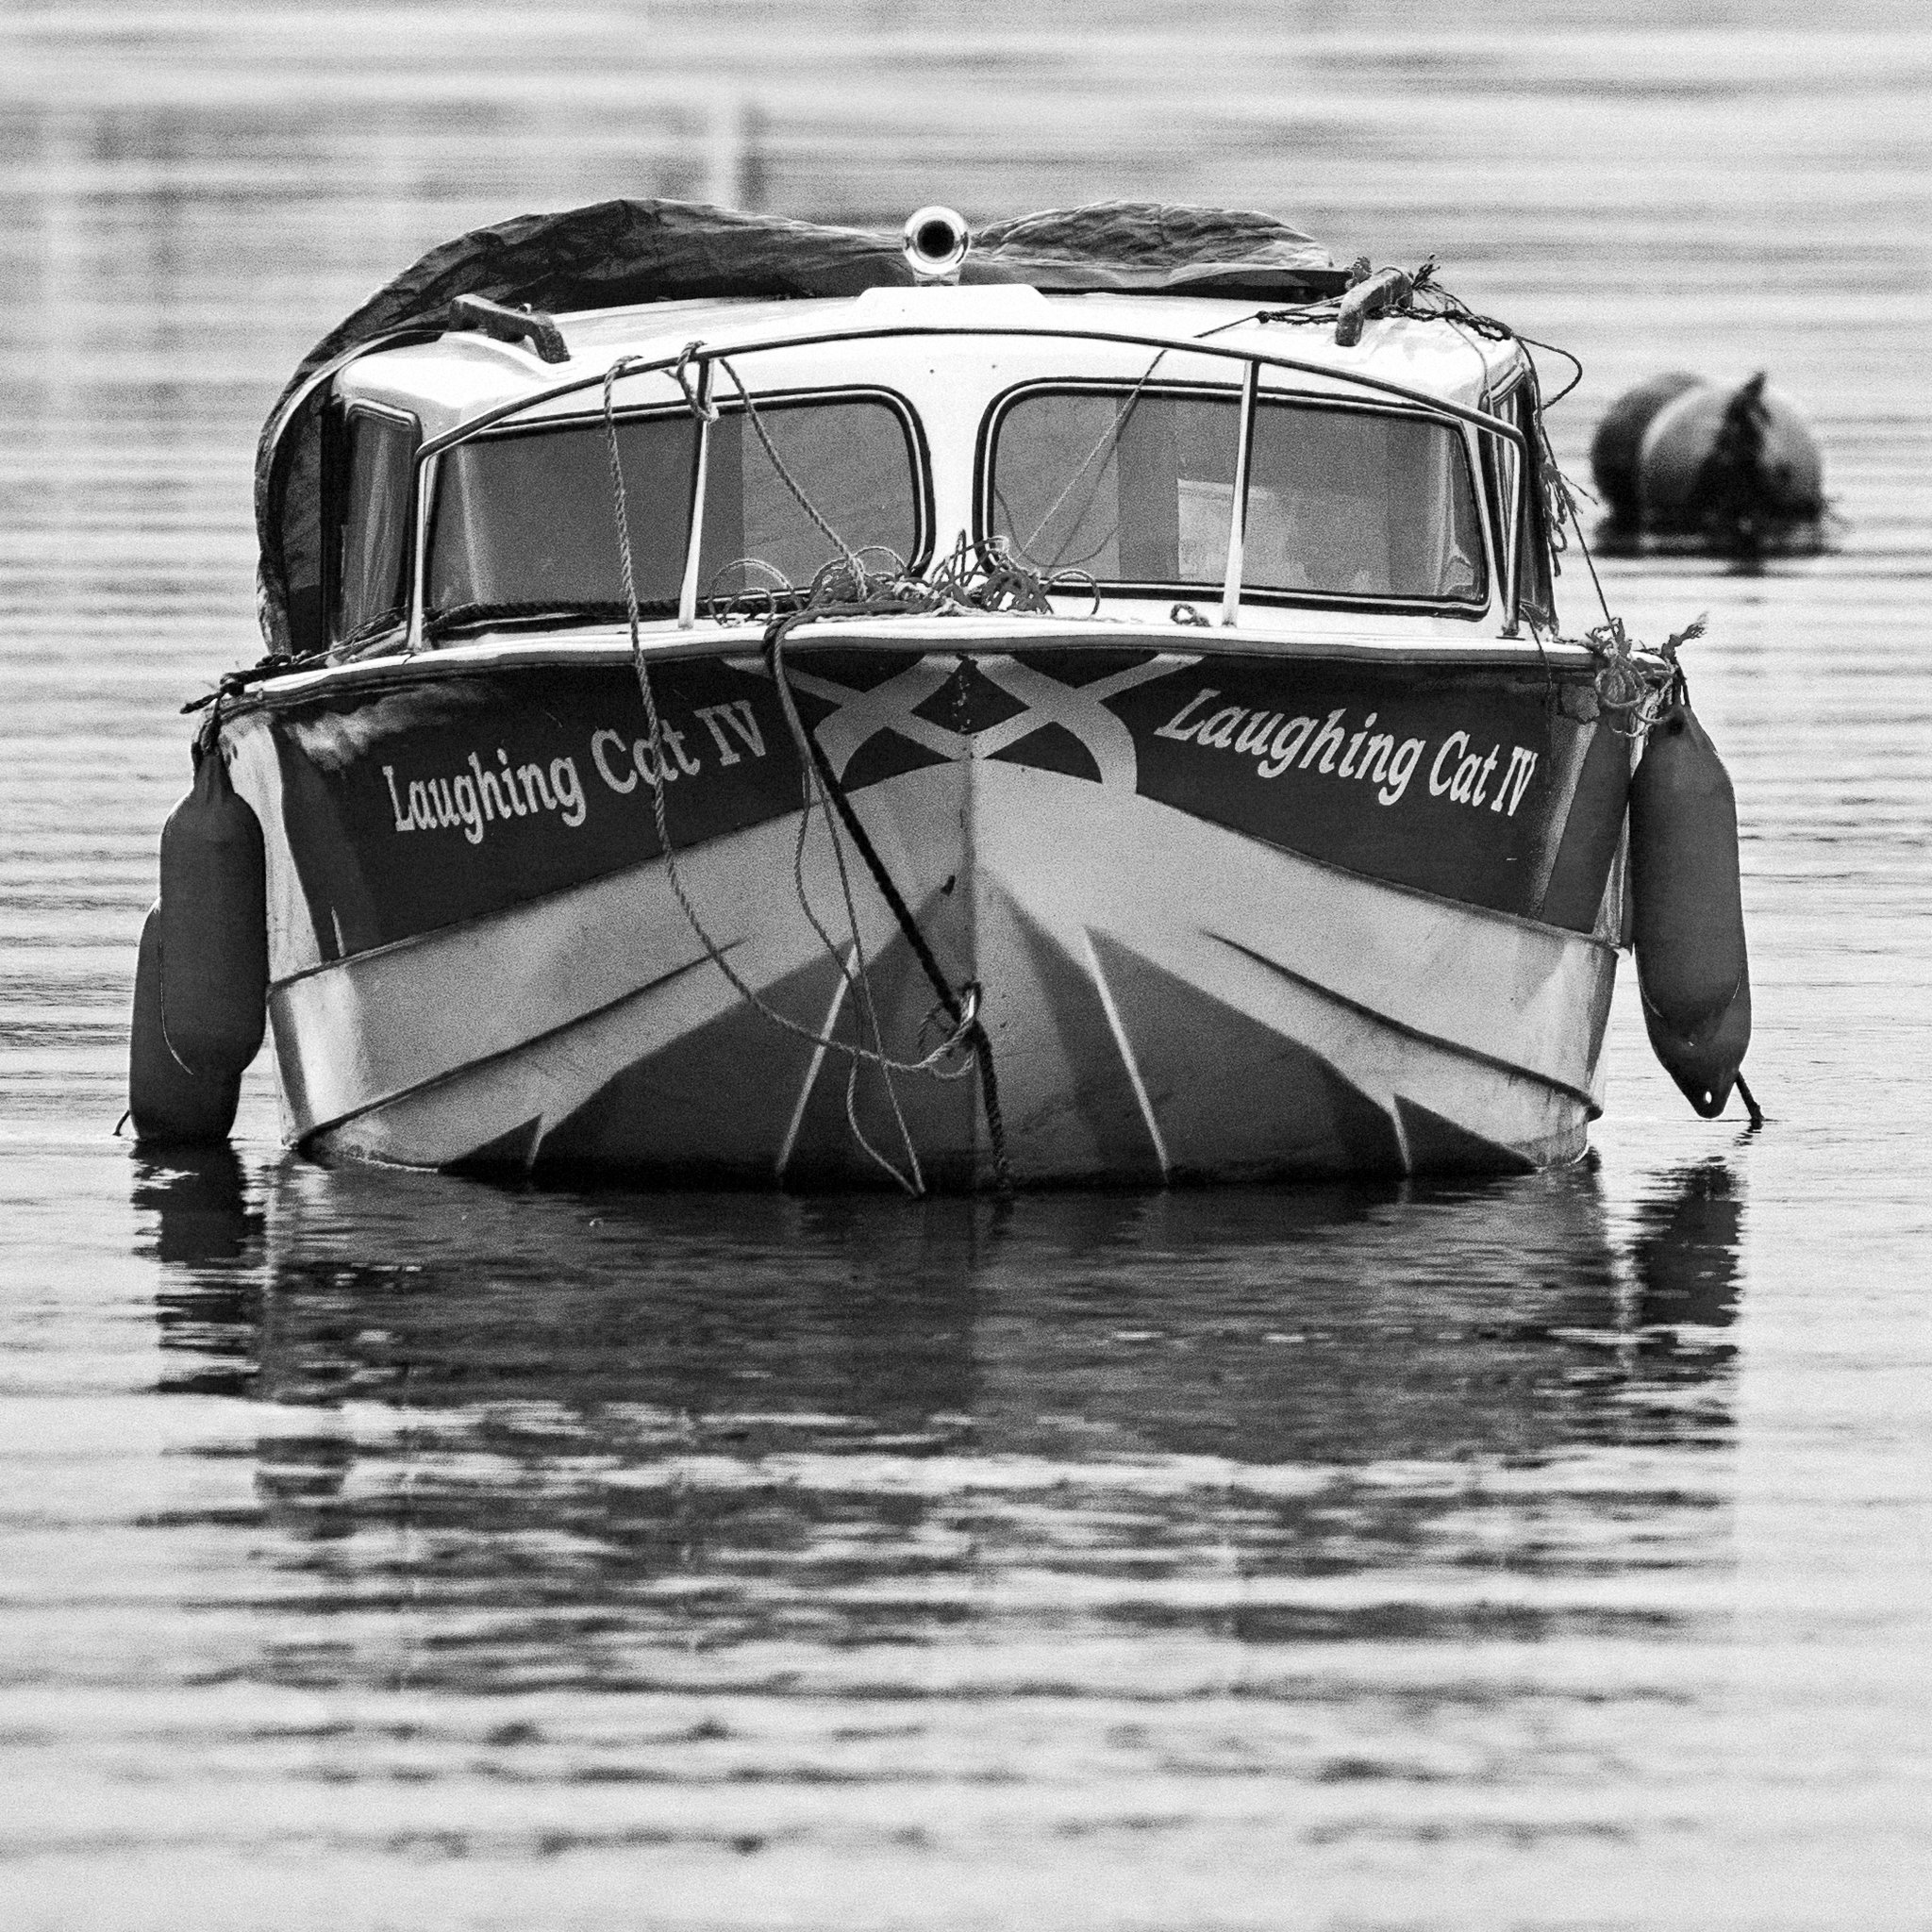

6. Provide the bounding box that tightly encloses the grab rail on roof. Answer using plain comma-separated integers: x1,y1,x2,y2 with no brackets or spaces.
412,318,1524,457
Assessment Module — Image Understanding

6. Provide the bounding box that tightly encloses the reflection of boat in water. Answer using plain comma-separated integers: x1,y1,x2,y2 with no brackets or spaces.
141,1152,1742,1471
134,1152,1746,1662
131,198,1729,1189
119,1157,1762,1870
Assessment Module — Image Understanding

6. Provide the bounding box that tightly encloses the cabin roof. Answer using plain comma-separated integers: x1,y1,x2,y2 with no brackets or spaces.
335,286,1527,437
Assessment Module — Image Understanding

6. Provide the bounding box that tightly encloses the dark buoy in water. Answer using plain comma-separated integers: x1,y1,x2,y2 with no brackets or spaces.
1591,371,1825,556
1590,370,1702,541
126,734,269,1145
1628,697,1752,1119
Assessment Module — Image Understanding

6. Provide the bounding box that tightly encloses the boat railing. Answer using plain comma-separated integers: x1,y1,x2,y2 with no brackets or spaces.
400,318,1533,652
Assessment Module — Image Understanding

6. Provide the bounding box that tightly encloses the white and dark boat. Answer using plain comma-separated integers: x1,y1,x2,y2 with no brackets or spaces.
131,198,1746,1190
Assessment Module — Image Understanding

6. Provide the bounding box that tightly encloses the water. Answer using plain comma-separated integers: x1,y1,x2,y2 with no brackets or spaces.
3,5,1931,1924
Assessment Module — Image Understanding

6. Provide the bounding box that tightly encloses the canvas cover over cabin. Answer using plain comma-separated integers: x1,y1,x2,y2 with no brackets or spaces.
257,200,1558,659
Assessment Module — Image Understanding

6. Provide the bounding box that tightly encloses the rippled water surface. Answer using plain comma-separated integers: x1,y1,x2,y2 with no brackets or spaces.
3,5,1931,1925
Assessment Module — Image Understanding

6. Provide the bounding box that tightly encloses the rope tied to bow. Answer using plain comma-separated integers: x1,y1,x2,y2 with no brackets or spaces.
600,350,1016,1192
1581,612,1706,736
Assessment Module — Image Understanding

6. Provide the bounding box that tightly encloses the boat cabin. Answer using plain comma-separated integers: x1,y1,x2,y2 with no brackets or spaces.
298,285,1557,660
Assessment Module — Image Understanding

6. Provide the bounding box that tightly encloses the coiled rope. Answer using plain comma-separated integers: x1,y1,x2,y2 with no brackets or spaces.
1581,612,1706,738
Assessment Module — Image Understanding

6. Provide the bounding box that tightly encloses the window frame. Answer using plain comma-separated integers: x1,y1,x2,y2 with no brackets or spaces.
975,376,1492,620
1506,379,1557,633
325,398,422,650
1478,374,1527,632
419,382,935,629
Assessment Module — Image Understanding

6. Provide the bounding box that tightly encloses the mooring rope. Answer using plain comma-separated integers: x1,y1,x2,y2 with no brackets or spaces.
713,356,862,572
1008,347,1172,570
688,365,1045,1190
762,602,1013,1192
1578,611,1705,737
600,354,1017,1191
601,357,981,1194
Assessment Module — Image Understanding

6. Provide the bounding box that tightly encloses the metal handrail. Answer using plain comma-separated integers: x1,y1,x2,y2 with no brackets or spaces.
414,318,1525,457
1219,358,1260,626
675,359,716,629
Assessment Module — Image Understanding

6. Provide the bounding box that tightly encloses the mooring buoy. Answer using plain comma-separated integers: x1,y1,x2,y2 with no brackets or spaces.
1591,371,1825,556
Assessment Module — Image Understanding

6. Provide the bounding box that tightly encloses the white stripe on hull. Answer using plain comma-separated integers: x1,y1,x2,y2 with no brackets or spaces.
280,759,1614,1184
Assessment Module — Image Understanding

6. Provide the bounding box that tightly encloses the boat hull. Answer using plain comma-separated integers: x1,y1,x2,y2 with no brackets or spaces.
225,633,1630,1188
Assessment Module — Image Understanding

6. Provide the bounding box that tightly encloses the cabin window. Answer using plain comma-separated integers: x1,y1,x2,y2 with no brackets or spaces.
1480,391,1518,521
333,406,419,643
1479,382,1558,629
987,385,1486,607
1479,381,1524,609
989,391,1242,584
426,393,924,622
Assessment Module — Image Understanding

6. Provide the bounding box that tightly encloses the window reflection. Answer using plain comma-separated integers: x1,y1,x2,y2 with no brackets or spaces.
427,396,923,618
990,386,1487,605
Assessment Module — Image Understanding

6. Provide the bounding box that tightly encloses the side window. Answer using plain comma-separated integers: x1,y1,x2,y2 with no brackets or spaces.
1480,382,1524,600
333,407,419,643
1480,382,1557,630
1511,387,1557,627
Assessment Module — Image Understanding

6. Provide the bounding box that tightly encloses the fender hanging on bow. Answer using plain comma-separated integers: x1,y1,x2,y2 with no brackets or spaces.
127,718,269,1144
1627,689,1754,1118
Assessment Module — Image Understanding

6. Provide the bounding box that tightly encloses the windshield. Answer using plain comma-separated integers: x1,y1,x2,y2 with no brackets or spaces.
427,394,924,620
988,386,1486,605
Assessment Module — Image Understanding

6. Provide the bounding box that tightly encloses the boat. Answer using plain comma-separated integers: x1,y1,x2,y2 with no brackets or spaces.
128,197,1746,1190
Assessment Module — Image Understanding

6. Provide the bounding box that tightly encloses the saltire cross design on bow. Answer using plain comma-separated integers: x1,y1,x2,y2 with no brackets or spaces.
756,651,1202,791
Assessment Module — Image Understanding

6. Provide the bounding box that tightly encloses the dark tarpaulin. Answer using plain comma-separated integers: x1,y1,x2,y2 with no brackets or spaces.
258,198,1345,655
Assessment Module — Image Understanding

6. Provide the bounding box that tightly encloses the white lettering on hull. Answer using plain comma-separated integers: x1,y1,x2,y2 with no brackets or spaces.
382,699,774,844
1158,687,1540,816
385,752,587,843
693,700,766,765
